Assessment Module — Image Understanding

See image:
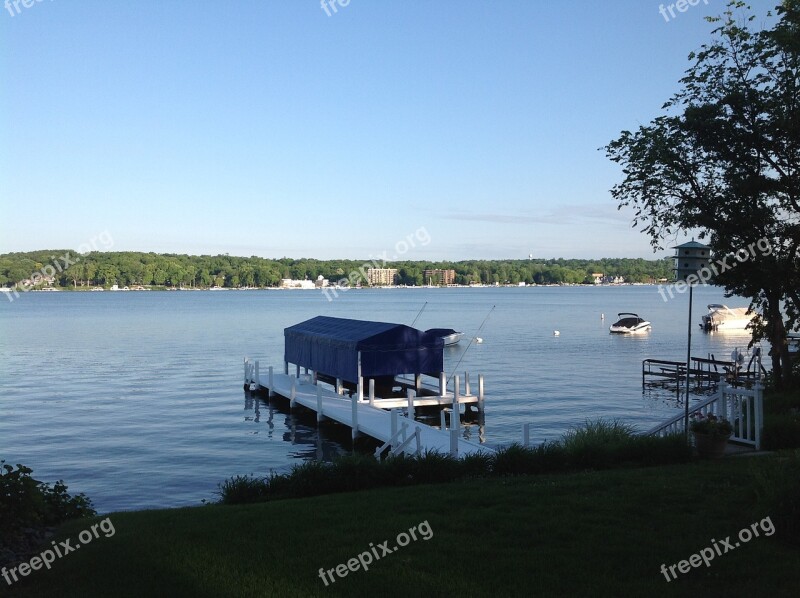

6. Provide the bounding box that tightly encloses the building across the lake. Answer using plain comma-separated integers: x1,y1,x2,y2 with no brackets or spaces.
424,269,456,286
366,268,398,286
280,279,316,289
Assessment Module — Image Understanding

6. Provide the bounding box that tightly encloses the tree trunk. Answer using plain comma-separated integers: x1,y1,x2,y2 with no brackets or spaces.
766,293,787,390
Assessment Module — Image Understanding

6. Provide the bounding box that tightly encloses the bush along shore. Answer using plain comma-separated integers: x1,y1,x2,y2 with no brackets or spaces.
218,419,692,505
0,462,96,568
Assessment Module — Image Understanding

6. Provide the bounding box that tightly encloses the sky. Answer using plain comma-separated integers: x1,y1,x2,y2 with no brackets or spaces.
0,0,779,261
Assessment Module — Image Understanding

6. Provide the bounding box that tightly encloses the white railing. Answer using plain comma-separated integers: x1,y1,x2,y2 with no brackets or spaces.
374,410,423,458
646,382,763,449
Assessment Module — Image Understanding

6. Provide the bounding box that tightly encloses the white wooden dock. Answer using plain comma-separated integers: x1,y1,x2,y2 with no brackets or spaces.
244,359,493,457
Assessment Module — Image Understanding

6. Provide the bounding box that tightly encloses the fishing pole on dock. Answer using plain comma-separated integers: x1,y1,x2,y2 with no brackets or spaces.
448,305,495,385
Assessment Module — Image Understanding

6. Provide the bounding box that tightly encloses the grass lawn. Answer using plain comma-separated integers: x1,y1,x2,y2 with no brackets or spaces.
5,454,799,597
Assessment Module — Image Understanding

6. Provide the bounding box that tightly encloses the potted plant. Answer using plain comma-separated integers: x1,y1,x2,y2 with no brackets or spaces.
690,413,733,458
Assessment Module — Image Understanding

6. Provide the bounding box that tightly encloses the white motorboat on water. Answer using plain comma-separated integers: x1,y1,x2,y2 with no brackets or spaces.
609,313,652,334
700,304,755,331
425,328,464,346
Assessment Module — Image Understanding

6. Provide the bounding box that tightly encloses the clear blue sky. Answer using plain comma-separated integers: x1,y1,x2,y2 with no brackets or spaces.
0,0,777,261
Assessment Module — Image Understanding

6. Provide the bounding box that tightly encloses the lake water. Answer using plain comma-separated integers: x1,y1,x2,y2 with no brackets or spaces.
0,286,762,513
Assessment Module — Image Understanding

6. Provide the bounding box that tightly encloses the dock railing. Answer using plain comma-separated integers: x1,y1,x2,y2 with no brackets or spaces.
645,381,763,449
374,410,423,458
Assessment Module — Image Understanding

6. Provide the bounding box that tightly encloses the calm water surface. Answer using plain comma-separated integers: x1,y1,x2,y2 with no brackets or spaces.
0,286,762,512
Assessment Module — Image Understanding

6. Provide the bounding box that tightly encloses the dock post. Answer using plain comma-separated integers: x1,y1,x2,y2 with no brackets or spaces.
450,428,458,457
369,379,375,407
478,374,485,414
415,374,421,394
407,389,415,421
268,366,275,397
296,364,300,378
290,377,296,408
754,380,763,450
351,393,359,440
357,351,363,402
336,378,342,395
255,361,260,387
439,372,446,397
244,358,248,383
440,408,447,430
452,375,460,430
316,384,323,423
414,427,422,456
719,381,728,421
465,372,470,396
391,409,398,445
523,423,531,447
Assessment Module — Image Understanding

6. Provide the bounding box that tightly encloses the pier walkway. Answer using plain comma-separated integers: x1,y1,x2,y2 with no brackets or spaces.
244,359,493,457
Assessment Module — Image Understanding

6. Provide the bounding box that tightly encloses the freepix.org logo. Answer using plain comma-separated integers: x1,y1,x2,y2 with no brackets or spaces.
4,0,54,18
659,0,711,23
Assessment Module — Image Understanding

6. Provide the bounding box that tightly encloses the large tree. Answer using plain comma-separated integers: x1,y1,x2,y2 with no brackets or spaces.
605,1,800,388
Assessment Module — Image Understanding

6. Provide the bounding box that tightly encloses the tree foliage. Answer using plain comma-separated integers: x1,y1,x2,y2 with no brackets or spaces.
0,251,674,289
605,1,800,388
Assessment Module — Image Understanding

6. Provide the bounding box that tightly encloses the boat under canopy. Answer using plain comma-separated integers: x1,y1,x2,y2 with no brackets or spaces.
284,316,444,385
424,328,464,346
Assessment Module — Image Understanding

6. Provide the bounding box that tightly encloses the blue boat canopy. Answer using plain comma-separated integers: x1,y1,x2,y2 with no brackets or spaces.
284,316,444,384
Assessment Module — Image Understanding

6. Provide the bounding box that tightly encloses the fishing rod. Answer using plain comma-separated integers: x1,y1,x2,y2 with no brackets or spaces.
448,305,495,385
410,302,428,327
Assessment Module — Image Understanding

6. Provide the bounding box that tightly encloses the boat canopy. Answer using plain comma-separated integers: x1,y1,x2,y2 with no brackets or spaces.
424,328,458,337
284,316,444,384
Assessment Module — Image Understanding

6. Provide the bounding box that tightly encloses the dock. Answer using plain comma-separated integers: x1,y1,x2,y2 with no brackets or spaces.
244,359,493,458
642,352,766,393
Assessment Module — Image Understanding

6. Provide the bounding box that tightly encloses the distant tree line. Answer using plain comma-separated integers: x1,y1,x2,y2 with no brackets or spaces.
0,250,674,289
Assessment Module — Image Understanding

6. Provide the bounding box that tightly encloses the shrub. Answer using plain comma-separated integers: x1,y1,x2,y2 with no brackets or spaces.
459,452,493,478
561,419,637,469
406,450,462,484
0,461,95,553
491,442,567,476
217,475,270,505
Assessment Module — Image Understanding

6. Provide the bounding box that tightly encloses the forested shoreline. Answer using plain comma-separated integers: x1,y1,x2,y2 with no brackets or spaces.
0,250,674,289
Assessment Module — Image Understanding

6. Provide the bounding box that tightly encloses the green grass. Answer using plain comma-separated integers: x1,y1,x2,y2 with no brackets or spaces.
6,453,800,597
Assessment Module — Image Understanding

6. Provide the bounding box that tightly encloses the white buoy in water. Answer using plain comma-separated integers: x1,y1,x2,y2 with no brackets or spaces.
601,313,605,320
475,337,483,344
553,330,560,336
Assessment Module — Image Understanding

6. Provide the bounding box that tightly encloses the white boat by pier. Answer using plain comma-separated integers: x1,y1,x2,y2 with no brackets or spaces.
701,304,755,331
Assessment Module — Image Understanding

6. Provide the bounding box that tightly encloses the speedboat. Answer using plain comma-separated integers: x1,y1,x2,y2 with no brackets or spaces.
700,304,755,331
609,313,651,334
425,328,464,346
